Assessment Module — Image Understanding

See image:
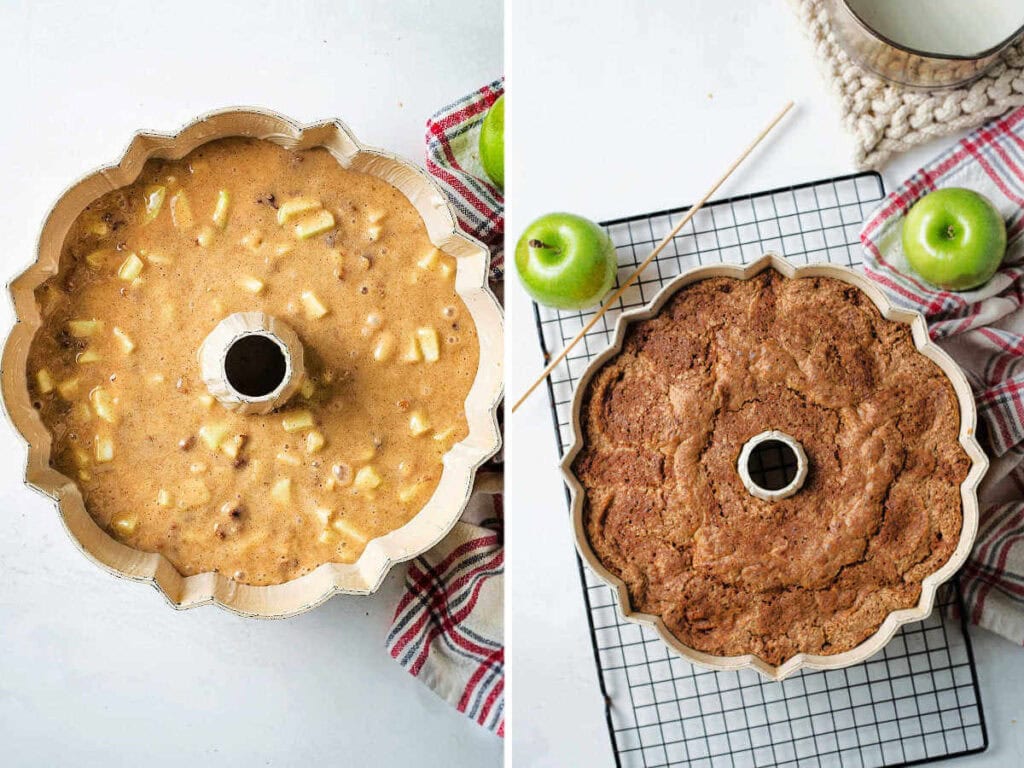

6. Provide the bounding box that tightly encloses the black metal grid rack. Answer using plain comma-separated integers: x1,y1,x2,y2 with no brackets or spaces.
531,172,988,768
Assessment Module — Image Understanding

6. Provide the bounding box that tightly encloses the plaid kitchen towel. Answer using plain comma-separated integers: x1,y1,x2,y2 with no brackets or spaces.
386,81,505,735
861,106,1024,644
424,78,504,281
386,489,504,735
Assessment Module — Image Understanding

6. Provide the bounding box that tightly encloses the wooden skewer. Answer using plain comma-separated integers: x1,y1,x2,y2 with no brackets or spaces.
511,100,795,415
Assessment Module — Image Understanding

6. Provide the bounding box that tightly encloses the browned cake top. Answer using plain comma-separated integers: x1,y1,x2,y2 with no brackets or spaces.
574,269,970,666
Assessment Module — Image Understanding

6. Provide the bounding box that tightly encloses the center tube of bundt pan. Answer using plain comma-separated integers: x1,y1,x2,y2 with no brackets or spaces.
197,312,306,415
737,430,809,502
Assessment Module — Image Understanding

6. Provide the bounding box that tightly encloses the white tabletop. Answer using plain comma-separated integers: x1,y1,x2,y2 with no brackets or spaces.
0,2,502,766
506,2,1024,767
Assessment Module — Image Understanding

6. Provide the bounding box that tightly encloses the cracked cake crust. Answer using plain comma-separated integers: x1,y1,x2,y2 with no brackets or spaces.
573,269,970,666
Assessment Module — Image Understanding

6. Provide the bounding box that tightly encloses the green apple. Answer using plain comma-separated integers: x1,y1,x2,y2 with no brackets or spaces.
479,95,504,189
515,213,617,310
901,188,1006,291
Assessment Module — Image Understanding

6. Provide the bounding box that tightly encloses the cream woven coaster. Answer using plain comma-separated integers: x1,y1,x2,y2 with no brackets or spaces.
789,0,1024,169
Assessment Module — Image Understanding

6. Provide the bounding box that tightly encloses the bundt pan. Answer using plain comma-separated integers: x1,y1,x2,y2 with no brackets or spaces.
1,108,503,617
562,253,986,680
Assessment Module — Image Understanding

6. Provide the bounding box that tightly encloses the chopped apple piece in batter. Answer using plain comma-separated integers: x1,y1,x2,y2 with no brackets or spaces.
220,434,246,460
35,368,54,394
76,349,102,364
417,249,439,270
57,377,80,399
72,446,90,468
146,253,172,267
197,393,214,409
416,327,440,362
271,477,292,504
95,435,114,463
331,516,369,545
117,253,144,281
398,483,426,504
212,189,231,228
112,327,135,354
276,451,301,467
85,248,115,269
300,291,329,319
306,430,326,454
277,196,321,225
68,319,103,337
141,185,166,225
318,528,339,545
197,225,216,247
281,409,314,432
89,387,116,423
409,411,431,437
87,220,109,238
373,331,395,362
111,515,137,536
170,190,194,231
199,422,230,450
354,465,382,491
312,506,332,526
240,230,263,252
238,276,265,294
156,489,172,507
433,426,456,442
294,210,335,240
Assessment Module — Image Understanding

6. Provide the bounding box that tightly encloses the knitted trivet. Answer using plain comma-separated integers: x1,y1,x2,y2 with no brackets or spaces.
788,0,1024,169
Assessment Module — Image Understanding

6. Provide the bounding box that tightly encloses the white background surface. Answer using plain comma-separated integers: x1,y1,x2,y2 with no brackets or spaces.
0,2,502,766
506,2,1024,767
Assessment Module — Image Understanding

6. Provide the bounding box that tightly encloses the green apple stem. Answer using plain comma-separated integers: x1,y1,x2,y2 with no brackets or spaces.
946,225,956,239
528,238,561,255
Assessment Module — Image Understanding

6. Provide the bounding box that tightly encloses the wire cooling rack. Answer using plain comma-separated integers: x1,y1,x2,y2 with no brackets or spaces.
532,172,989,768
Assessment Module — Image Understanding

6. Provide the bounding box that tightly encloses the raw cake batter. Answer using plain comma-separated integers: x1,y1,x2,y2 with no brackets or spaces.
28,138,479,585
